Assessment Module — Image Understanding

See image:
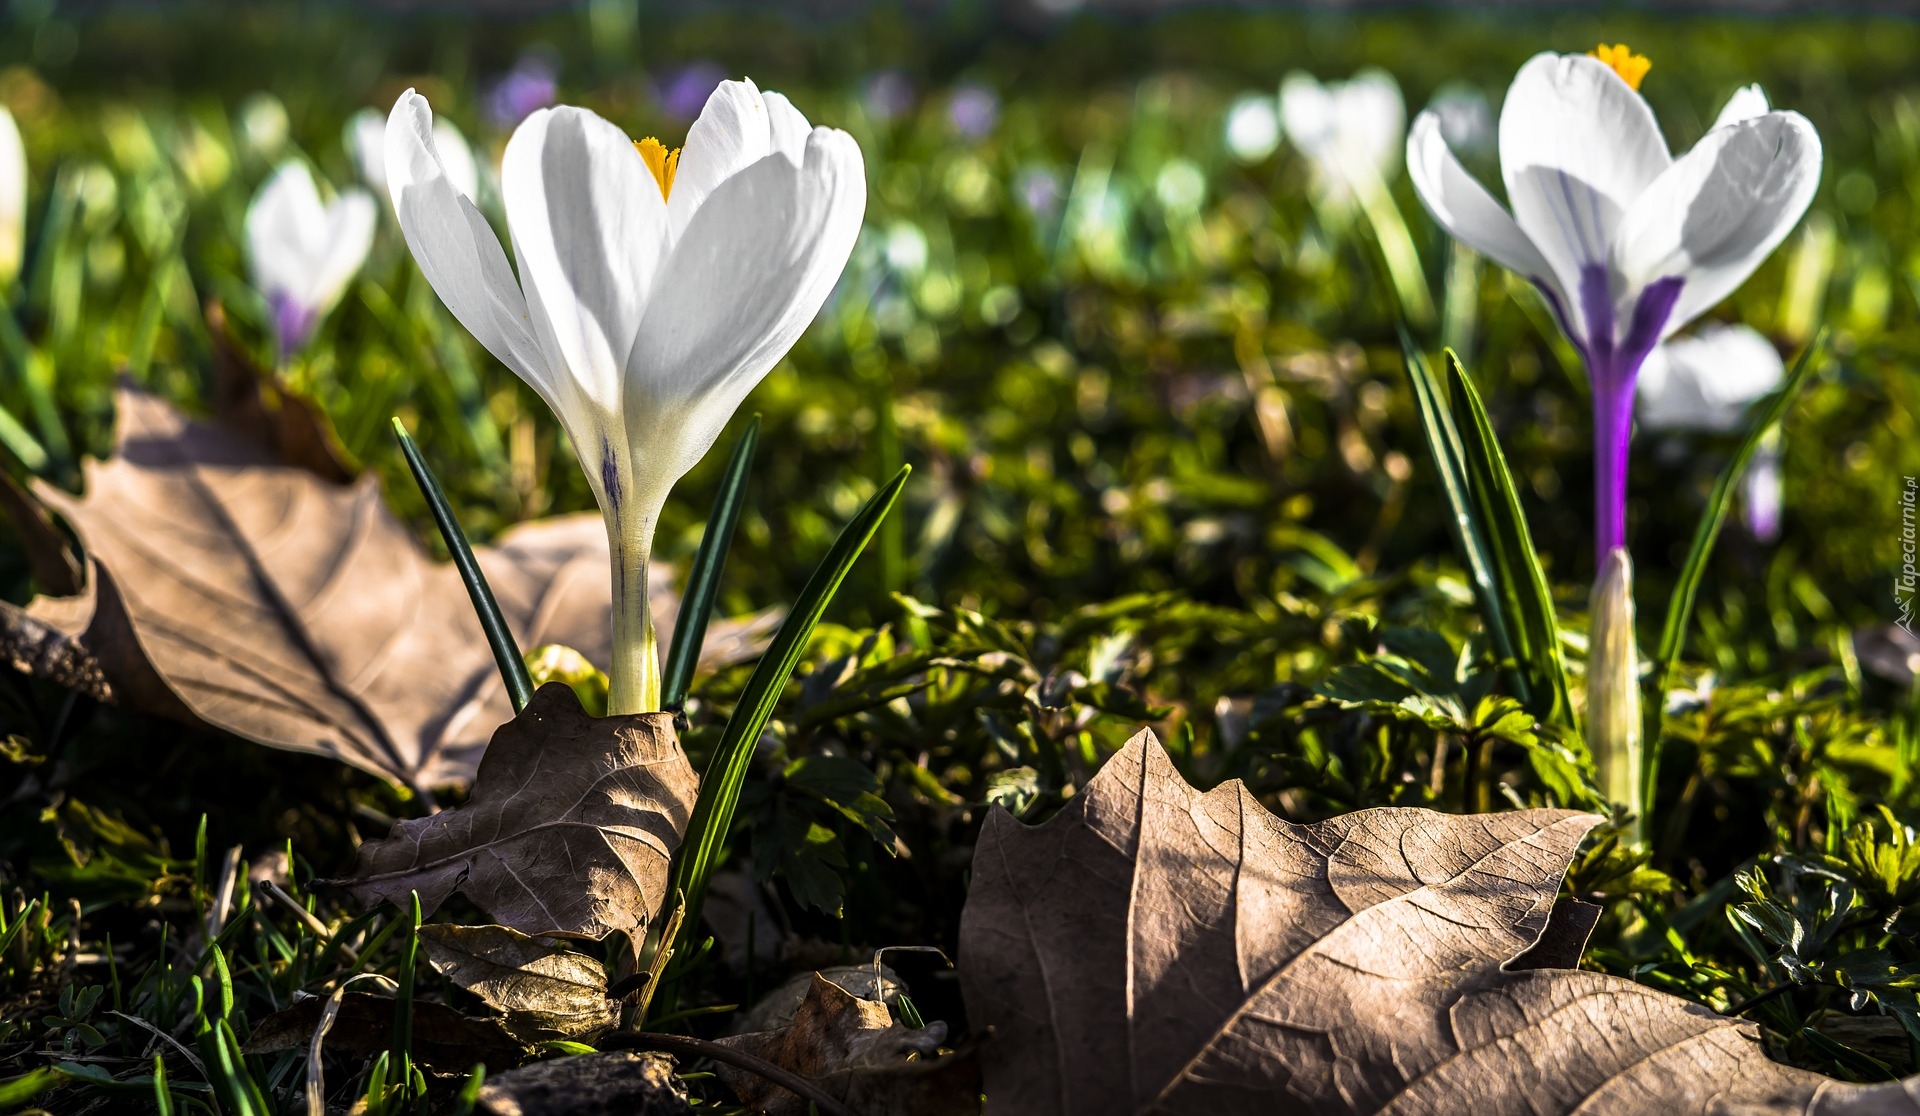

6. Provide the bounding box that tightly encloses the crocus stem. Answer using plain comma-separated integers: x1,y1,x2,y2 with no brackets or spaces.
1590,369,1636,567
1589,548,1644,844
608,518,661,716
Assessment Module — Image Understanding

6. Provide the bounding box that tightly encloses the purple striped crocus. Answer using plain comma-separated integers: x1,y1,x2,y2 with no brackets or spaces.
1405,47,1820,565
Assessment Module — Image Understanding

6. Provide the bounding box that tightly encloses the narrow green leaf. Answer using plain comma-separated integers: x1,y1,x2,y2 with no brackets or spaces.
392,418,534,712
668,465,912,958
1644,332,1823,813
1397,333,1528,707
1444,351,1572,726
151,1055,173,1116
452,1064,487,1116
392,891,422,1104
662,415,760,711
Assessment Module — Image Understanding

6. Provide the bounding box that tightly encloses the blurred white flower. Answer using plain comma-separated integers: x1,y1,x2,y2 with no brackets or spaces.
348,107,478,202
1639,323,1788,543
245,161,376,359
1279,68,1405,203
1223,93,1280,163
1407,50,1820,560
1637,323,1783,433
1424,82,1493,158
0,106,23,288
386,79,865,714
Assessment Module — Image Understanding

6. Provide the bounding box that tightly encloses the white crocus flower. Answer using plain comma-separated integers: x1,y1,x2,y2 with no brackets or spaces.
1279,68,1405,204
1407,49,1820,561
1223,93,1280,164
0,106,24,288
1639,323,1787,542
245,161,376,360
348,107,479,203
385,80,866,715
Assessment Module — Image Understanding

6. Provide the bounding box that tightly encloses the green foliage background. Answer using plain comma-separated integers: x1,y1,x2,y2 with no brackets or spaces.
3,1,1920,1104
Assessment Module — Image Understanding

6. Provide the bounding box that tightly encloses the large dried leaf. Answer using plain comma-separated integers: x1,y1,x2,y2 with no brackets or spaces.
332,683,697,940
958,729,1920,1115
0,385,767,788
417,923,619,1043
716,973,979,1116
241,991,522,1069
476,1052,689,1116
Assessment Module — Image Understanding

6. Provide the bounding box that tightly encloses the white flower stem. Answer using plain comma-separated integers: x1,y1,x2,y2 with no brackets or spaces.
607,514,661,716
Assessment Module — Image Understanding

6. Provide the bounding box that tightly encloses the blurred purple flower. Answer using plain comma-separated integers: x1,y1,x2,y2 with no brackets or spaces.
659,62,726,121
948,82,999,139
863,70,915,123
486,55,558,129
1017,166,1063,220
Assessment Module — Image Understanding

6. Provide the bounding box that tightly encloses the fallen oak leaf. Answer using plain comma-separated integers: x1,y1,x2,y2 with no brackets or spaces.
0,385,767,788
418,923,620,1043
327,682,697,940
958,728,1920,1115
714,972,980,1116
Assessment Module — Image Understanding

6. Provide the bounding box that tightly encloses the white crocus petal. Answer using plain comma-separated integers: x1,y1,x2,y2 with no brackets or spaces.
245,161,376,325
500,106,670,424
1711,84,1770,132
1638,324,1784,432
1612,111,1822,340
668,78,781,239
0,106,24,286
762,91,813,162
625,126,866,496
385,90,547,394
1499,52,1672,320
1407,111,1556,285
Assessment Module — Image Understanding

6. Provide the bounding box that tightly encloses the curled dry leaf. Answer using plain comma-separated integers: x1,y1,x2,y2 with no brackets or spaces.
0,385,769,788
958,728,1920,1115
477,1051,689,1116
241,991,522,1069
716,972,980,1116
332,683,697,940
417,923,619,1043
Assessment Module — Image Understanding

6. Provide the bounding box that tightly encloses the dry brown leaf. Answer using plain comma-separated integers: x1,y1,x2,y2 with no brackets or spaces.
205,300,358,484
958,728,1920,1115
241,991,522,1069
417,923,619,1043
716,972,980,1116
477,1051,689,1116
332,683,697,940
0,385,767,788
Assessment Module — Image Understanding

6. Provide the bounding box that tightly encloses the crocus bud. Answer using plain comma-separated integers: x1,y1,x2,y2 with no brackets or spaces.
1588,547,1642,824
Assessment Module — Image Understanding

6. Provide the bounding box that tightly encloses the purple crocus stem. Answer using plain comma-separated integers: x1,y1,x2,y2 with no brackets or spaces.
1583,273,1686,567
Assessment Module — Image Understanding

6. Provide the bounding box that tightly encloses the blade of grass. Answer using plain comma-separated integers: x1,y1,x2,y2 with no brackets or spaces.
667,465,911,961
662,415,759,711
391,892,422,1108
1643,331,1823,818
1444,350,1572,726
392,418,534,713
1397,332,1529,708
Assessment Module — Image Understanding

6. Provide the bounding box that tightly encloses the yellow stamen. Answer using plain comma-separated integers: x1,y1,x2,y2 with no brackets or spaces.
1588,43,1651,91
634,137,680,200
